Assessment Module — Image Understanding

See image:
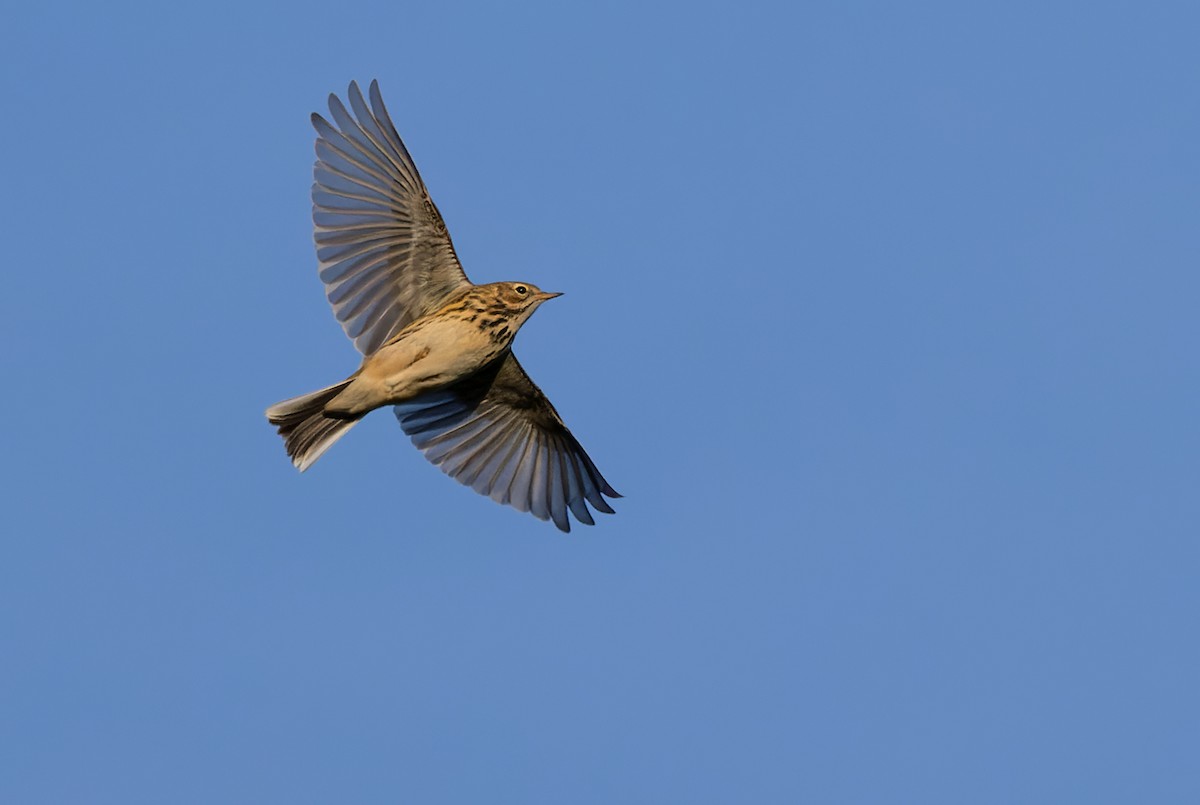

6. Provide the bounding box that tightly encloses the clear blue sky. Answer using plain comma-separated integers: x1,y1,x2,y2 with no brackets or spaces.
3,2,1198,802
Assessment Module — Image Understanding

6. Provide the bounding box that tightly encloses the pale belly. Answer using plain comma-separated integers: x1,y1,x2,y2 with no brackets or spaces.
325,316,506,416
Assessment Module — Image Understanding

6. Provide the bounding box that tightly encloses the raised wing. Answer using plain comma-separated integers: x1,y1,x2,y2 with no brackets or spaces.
393,354,620,532
312,80,471,355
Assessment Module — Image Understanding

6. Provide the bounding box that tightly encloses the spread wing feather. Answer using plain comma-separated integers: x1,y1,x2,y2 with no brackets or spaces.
393,354,619,532
312,80,470,355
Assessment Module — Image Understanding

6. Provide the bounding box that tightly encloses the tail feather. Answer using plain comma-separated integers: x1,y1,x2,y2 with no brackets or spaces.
266,379,360,471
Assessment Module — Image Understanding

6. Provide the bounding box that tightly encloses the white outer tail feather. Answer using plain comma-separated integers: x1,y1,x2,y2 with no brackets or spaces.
266,380,359,471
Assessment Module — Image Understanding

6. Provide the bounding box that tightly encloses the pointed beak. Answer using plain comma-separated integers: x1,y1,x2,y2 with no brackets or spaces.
536,291,564,301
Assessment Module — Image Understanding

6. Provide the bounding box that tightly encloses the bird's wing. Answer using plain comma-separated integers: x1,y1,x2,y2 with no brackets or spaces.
393,353,620,532
312,80,471,356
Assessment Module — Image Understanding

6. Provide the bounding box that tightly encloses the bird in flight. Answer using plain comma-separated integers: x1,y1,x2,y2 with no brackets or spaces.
266,80,619,532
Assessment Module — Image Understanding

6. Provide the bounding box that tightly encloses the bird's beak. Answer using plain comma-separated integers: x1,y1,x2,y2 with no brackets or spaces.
536,291,564,301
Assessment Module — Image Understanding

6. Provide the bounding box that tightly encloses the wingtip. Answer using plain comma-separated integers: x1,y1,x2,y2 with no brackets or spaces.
593,501,616,515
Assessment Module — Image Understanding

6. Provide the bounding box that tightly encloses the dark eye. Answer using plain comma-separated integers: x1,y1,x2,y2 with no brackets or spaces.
515,285,527,295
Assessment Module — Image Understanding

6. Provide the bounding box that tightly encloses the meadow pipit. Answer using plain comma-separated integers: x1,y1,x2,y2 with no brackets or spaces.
266,81,619,532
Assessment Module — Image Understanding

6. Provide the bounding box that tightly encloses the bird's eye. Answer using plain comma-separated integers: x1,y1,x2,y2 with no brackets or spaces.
515,285,527,295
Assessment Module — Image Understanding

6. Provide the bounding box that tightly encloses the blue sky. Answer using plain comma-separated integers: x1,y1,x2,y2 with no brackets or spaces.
3,1,1198,802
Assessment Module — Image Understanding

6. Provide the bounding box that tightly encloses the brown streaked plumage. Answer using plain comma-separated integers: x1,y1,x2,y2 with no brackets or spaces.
265,80,619,532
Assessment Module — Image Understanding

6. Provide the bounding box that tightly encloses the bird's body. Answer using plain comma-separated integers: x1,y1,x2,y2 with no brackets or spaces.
321,282,559,417
266,81,618,532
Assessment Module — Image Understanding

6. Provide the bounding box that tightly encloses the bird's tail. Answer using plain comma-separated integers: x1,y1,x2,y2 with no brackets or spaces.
266,379,360,471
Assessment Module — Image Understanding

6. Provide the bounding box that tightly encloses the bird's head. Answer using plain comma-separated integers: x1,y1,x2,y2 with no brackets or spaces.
493,281,562,325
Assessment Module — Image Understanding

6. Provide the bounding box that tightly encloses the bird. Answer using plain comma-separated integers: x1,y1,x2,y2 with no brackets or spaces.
265,80,619,532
